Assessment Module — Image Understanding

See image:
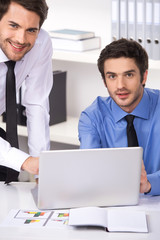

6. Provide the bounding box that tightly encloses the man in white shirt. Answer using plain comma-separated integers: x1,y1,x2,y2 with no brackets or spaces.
0,0,53,181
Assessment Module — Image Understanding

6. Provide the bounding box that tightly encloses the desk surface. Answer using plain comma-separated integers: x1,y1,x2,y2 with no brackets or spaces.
0,182,160,240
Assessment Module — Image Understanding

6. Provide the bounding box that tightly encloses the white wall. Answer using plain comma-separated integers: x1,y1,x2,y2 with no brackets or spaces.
52,60,109,118
146,69,160,90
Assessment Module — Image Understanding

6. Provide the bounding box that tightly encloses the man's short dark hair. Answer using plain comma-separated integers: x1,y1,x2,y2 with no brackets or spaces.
97,38,148,83
0,0,48,28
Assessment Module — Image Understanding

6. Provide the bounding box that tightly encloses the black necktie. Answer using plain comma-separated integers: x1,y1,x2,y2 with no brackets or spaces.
125,115,139,147
5,61,19,183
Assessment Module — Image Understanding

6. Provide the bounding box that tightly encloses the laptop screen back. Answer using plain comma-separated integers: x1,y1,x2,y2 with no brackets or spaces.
38,147,142,209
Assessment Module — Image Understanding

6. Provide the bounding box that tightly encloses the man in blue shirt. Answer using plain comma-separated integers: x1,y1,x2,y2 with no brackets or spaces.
79,39,160,196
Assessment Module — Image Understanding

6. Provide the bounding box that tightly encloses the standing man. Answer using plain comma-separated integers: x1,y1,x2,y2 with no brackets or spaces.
0,0,53,182
79,38,160,196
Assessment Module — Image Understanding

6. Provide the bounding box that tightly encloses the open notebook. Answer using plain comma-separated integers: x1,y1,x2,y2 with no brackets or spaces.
69,206,148,233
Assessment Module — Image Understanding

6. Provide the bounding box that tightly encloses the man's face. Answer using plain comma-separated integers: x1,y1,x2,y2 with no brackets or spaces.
104,57,147,113
0,2,40,61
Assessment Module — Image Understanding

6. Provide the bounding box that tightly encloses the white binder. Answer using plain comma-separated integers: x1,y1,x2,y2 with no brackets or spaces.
136,0,145,47
128,0,136,41
111,0,120,41
145,0,153,59
119,0,128,39
152,0,160,60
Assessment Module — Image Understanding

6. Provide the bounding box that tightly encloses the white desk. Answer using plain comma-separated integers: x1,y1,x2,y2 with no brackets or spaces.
0,182,160,240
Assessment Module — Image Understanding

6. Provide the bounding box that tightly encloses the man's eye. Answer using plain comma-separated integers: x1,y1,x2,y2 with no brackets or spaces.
108,75,116,79
126,73,133,78
9,24,18,28
27,29,37,33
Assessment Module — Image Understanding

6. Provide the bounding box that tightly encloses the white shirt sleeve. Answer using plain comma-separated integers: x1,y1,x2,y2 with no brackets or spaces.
23,29,53,157
0,137,29,171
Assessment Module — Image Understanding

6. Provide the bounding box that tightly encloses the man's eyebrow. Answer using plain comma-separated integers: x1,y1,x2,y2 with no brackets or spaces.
27,27,39,31
124,69,136,74
8,20,19,26
106,69,136,75
106,71,116,75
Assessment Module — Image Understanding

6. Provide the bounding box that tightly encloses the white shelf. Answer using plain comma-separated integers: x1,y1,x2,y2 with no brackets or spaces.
53,50,160,70
149,59,160,70
53,49,101,64
0,117,79,146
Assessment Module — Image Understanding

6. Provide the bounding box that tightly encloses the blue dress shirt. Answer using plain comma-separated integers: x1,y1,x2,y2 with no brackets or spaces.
78,88,160,195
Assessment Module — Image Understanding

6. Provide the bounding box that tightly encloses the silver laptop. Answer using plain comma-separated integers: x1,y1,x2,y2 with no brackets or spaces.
37,147,143,209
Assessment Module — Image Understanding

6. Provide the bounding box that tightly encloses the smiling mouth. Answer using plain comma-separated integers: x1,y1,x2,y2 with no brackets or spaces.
9,41,26,50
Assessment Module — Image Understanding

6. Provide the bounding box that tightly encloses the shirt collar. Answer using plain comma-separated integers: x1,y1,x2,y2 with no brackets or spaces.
111,88,150,123
0,48,9,63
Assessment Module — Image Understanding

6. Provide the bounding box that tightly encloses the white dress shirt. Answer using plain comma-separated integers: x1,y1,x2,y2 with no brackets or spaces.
0,29,53,171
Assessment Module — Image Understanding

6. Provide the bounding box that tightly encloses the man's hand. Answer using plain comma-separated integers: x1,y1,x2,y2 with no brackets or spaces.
140,160,151,193
21,157,39,175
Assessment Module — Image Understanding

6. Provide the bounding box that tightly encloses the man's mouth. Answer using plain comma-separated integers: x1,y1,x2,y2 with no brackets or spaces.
9,41,26,51
116,92,130,99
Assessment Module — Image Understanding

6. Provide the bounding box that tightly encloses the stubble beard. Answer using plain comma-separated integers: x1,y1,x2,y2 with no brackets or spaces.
0,36,31,61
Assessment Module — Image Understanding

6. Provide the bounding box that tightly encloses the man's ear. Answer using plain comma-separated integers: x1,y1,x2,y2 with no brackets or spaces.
142,70,148,86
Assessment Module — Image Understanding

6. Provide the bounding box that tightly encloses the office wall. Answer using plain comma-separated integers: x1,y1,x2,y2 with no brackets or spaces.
52,60,108,118
146,69,160,90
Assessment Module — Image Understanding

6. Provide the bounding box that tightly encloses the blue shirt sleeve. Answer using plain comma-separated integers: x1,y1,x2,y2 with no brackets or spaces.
78,112,102,149
147,172,160,195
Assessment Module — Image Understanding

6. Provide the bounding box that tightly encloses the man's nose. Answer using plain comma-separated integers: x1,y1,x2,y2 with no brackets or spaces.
116,75,125,89
15,30,26,44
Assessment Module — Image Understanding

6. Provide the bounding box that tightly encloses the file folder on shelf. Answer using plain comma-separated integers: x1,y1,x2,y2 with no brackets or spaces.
49,71,67,125
145,0,153,59
119,0,128,39
111,0,120,41
152,0,160,60
136,0,145,47
128,0,136,41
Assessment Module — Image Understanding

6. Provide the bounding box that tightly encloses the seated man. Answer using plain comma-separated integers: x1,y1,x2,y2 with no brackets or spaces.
79,38,160,196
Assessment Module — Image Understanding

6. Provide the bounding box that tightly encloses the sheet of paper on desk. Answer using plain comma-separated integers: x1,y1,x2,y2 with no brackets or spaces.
46,210,70,228
1,209,70,228
1,209,50,227
68,207,148,233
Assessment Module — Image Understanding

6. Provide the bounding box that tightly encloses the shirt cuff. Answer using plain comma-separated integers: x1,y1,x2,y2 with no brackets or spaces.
4,147,30,172
147,174,160,195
